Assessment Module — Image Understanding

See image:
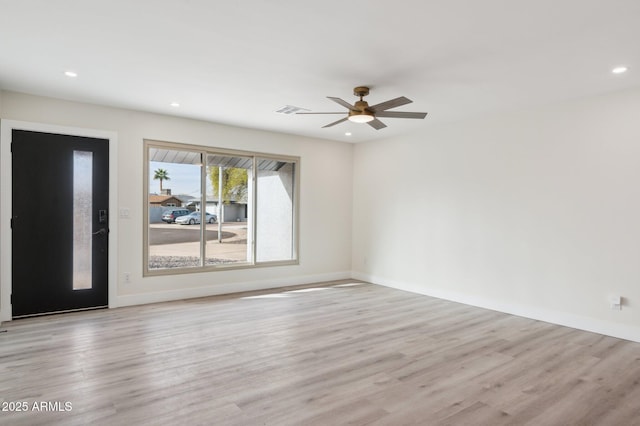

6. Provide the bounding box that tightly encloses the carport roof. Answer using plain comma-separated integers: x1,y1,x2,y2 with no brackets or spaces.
149,147,287,171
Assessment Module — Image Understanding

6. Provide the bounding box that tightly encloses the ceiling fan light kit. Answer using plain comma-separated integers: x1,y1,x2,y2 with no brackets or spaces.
348,111,374,123
297,86,427,130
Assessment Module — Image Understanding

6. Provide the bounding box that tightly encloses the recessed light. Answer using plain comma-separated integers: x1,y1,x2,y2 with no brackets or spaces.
170,102,180,107
612,66,628,74
345,132,352,136
64,71,78,78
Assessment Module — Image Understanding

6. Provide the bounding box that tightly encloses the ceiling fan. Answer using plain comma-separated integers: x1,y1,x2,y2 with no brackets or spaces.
297,86,427,130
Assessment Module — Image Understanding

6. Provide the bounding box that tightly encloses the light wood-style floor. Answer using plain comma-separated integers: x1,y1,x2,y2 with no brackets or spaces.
1,281,640,425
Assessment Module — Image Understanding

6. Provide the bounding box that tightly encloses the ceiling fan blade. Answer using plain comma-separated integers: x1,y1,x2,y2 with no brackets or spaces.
369,96,412,112
368,118,387,130
375,111,427,119
296,112,346,115
327,97,357,111
322,117,349,128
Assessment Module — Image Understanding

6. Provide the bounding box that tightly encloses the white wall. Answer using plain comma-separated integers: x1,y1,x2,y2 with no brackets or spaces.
352,87,640,342
0,91,353,319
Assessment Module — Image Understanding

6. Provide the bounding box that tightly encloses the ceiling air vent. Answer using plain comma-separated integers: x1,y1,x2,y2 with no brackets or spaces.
275,105,309,114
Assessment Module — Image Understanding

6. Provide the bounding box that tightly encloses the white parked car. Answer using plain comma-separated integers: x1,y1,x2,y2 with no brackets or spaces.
175,211,217,225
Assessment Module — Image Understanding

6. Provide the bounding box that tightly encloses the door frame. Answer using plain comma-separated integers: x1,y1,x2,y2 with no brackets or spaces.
0,120,118,322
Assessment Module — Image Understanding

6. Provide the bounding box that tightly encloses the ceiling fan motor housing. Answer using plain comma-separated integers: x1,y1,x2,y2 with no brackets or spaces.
349,91,374,121
354,100,371,112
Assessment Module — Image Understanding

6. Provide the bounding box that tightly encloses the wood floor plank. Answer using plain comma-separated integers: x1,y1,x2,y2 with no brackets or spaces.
1,281,640,425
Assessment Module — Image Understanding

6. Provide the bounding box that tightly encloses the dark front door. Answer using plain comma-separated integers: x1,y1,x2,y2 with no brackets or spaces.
11,130,109,317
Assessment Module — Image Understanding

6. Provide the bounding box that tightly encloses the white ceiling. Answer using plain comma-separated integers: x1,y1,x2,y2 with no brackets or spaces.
1,0,639,143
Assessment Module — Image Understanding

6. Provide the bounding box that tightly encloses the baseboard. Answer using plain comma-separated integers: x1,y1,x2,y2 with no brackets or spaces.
353,271,640,344
115,270,352,308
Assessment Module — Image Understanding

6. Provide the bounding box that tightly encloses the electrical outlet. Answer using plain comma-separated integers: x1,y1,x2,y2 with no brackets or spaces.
123,272,131,284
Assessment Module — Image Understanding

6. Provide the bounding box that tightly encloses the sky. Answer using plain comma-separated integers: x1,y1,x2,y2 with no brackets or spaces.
149,162,212,197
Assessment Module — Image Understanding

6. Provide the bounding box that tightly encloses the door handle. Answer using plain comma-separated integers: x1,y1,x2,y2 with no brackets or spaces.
92,228,108,236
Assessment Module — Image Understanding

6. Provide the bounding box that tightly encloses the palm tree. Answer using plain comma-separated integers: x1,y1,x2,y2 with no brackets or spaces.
153,168,170,192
